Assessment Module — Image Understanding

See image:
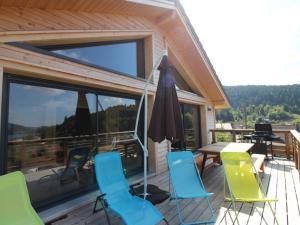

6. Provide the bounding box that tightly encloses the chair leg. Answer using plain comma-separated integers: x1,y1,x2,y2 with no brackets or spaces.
206,197,216,221
163,218,170,225
174,198,184,224
267,202,279,225
222,202,237,225
93,196,111,225
231,199,241,225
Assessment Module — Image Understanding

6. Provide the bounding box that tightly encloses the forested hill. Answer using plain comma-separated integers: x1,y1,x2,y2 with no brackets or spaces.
225,84,300,114
216,84,300,126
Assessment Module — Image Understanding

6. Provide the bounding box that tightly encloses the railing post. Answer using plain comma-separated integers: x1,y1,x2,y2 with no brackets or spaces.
285,132,291,160
232,131,236,142
292,136,297,169
212,130,216,144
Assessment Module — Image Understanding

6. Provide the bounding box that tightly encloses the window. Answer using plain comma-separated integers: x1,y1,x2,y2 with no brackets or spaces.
97,95,143,176
43,40,145,78
4,77,143,208
181,104,201,150
173,68,194,93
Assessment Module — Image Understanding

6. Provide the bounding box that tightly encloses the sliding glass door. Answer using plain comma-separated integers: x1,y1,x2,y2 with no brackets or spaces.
181,103,201,150
4,77,143,208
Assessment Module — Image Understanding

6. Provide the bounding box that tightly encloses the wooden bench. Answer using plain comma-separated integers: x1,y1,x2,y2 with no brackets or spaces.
251,154,265,176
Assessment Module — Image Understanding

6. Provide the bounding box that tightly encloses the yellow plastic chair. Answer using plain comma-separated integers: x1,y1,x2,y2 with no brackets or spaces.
220,152,278,225
0,171,44,225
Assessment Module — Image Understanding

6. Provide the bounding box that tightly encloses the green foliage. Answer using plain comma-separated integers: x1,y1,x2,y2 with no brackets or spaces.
216,85,300,127
184,112,193,128
216,132,232,142
225,84,300,113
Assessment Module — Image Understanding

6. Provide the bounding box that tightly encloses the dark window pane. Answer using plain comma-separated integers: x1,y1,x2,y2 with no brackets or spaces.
51,41,141,77
96,95,143,176
7,83,97,207
182,104,201,150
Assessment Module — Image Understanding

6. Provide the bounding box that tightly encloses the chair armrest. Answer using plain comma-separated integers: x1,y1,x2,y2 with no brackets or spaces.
99,193,106,199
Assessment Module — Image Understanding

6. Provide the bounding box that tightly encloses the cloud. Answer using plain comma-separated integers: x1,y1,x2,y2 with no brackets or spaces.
22,84,67,96
99,96,135,110
53,49,90,63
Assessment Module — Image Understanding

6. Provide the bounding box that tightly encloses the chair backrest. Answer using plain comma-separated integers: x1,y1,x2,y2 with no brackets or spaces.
94,152,130,205
167,151,205,196
220,152,265,200
0,171,43,225
67,147,89,169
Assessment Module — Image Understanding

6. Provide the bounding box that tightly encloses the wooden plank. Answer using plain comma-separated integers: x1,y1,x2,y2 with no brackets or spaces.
256,159,277,225
284,159,300,224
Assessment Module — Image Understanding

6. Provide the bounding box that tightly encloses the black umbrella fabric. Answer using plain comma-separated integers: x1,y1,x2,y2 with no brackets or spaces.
74,91,92,136
148,55,184,144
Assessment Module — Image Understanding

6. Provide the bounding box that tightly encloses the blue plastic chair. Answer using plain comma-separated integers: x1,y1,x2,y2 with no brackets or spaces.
167,151,216,224
94,152,168,225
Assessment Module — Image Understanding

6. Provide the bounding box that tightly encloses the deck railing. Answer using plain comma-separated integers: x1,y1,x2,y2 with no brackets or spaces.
291,130,300,179
210,128,292,159
7,131,136,172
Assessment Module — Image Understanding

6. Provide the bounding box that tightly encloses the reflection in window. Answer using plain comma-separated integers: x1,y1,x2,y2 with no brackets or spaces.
6,81,144,208
47,41,144,78
97,95,143,176
7,83,97,208
181,104,201,150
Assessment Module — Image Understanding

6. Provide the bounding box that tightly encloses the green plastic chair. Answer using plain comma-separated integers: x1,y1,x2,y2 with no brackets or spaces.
220,152,278,225
0,171,44,225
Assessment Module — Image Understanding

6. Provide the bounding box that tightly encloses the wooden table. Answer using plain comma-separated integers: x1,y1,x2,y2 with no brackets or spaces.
199,142,254,176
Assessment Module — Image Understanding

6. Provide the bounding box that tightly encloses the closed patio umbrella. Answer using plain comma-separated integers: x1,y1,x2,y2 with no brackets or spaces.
74,91,92,136
134,50,185,199
148,55,184,144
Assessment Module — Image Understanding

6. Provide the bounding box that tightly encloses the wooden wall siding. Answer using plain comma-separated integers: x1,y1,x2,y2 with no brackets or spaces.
155,140,169,174
0,0,175,18
0,7,152,32
206,106,216,144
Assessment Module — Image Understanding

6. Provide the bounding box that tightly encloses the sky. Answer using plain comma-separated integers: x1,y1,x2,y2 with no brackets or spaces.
180,0,300,86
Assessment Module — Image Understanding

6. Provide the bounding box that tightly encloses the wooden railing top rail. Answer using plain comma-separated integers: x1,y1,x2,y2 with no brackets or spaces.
8,130,135,144
210,128,291,134
210,128,293,159
291,130,300,141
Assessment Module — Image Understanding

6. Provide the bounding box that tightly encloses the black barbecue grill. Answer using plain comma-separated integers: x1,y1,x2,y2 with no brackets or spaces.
244,123,282,159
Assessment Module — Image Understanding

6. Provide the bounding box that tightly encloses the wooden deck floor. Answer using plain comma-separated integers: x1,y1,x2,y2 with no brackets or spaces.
52,158,300,225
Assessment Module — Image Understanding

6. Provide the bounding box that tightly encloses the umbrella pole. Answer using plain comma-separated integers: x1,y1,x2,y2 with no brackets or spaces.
143,87,148,199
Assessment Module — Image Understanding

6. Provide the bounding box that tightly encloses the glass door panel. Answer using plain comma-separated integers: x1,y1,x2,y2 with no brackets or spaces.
97,95,143,176
7,82,97,208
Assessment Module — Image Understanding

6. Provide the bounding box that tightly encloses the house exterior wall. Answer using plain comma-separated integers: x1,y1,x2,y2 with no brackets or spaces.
206,106,216,144
0,6,215,185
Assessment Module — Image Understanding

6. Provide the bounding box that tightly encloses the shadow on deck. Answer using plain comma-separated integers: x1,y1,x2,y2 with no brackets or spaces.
52,158,300,225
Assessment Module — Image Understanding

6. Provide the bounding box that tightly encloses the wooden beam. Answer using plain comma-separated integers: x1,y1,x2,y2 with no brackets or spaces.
126,0,176,10
0,30,153,44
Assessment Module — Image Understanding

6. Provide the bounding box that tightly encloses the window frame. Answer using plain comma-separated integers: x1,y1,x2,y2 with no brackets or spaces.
0,74,144,210
181,103,202,150
8,39,146,79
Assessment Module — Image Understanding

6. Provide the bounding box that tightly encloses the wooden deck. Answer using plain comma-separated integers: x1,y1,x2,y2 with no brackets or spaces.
52,158,300,225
